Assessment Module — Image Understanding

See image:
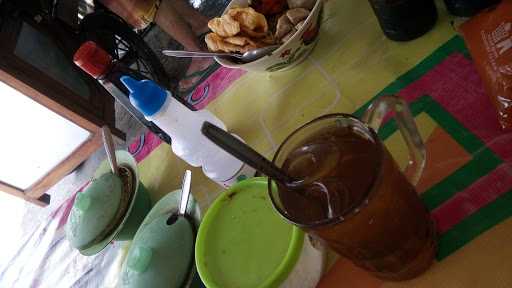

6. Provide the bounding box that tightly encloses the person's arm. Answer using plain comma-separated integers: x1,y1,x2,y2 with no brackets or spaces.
98,0,154,29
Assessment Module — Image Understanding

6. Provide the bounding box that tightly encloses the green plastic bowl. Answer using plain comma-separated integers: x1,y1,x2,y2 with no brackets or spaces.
120,189,203,288
115,182,152,241
66,172,124,250
79,150,152,256
196,177,304,288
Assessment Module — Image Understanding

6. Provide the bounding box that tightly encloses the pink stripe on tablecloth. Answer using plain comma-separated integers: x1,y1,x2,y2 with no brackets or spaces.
189,67,246,110
395,53,512,233
128,131,163,162
398,53,512,162
432,163,512,234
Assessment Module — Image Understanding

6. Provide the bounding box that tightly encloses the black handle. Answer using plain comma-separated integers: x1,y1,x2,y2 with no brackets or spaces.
201,121,292,184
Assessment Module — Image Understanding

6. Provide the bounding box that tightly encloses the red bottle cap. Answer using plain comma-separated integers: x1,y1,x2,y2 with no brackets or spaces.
73,41,113,78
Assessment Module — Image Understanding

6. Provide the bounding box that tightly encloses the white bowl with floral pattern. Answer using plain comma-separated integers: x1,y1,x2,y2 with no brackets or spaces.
214,0,323,72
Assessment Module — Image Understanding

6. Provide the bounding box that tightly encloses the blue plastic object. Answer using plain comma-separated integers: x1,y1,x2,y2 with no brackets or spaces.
120,76,167,117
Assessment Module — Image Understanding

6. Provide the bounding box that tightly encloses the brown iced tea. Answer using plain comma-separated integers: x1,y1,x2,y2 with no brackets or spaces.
272,117,436,280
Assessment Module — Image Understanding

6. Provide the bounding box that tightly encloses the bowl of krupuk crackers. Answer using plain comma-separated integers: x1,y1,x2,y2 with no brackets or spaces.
205,0,323,72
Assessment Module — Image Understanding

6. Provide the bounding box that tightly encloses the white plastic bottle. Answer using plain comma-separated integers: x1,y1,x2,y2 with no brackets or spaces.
120,76,254,187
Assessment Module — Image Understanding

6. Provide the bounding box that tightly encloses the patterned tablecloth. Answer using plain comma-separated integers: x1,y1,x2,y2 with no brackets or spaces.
3,0,512,287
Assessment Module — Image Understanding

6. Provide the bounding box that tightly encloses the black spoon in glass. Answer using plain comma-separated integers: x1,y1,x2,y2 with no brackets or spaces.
201,121,295,185
201,121,340,217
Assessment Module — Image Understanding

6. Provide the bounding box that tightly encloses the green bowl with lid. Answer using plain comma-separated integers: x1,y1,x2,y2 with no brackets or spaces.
66,150,152,256
196,177,325,288
120,189,204,288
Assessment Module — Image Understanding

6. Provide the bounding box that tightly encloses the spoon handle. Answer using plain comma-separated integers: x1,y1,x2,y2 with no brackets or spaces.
162,50,243,58
101,126,118,175
179,170,192,216
201,122,293,184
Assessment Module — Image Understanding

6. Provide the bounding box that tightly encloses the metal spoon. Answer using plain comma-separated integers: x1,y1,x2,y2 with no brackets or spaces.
167,170,192,225
178,170,192,217
162,45,279,63
101,126,118,175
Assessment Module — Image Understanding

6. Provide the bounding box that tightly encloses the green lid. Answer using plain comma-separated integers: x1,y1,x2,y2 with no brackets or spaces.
66,172,122,249
196,178,304,288
121,189,202,288
122,215,194,288
69,150,143,256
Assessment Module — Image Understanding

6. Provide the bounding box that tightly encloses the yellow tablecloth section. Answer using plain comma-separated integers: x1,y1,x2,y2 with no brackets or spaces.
128,0,512,287
140,0,457,213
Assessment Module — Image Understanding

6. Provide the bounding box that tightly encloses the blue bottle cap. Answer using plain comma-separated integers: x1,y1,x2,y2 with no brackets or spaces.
120,76,167,117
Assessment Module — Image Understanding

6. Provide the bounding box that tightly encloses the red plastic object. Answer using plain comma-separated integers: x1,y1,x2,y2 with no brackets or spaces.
73,41,113,78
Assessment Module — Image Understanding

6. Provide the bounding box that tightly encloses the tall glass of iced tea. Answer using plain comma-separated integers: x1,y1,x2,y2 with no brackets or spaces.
268,95,436,281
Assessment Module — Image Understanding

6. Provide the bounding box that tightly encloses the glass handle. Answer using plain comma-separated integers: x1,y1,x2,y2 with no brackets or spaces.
362,95,426,185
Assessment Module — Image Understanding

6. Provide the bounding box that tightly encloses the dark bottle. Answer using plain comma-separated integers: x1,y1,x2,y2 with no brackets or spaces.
443,0,501,17
368,0,438,41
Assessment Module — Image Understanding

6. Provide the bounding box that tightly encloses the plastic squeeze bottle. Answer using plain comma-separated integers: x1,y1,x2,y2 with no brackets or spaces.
120,76,255,187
